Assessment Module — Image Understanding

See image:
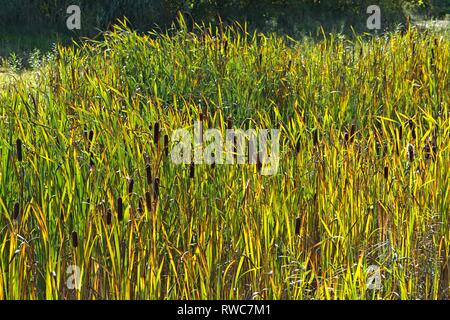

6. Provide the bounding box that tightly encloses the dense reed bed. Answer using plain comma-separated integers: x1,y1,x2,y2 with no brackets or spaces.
0,17,449,299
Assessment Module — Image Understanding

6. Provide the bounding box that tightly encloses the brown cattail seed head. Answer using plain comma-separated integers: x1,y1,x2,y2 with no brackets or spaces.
211,153,216,169
154,178,160,198
117,197,123,221
384,165,389,180
71,231,78,248
89,153,95,167
295,217,301,236
407,144,415,162
16,138,22,162
164,134,169,156
313,129,318,146
146,164,152,186
227,117,233,130
128,178,134,195
350,123,356,142
256,154,262,173
295,137,301,154
13,202,20,220
343,132,349,144
145,191,152,211
189,162,195,179
106,208,112,225
153,122,160,145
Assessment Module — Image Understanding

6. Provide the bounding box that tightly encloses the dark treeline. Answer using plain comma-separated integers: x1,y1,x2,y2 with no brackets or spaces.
0,0,448,35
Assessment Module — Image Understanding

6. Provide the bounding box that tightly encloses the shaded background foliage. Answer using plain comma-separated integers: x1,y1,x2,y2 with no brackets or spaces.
0,0,448,61
0,0,447,35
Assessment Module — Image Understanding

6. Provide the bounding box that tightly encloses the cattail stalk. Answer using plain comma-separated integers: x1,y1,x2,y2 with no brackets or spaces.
407,144,415,162
138,197,144,213
295,217,301,236
13,202,20,220
154,178,160,199
189,162,195,179
128,178,134,195
227,117,233,130
145,191,152,211
16,138,22,162
153,122,160,145
164,134,169,157
88,130,94,145
71,231,78,248
313,129,318,147
106,208,112,225
256,154,262,174
350,123,356,143
343,132,349,144
211,153,216,169
117,197,123,221
146,164,152,186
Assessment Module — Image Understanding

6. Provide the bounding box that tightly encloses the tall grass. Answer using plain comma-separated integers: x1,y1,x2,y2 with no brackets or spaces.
0,17,449,299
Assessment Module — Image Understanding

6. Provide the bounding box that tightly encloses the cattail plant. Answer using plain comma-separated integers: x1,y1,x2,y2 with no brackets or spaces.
396,125,403,156
408,120,416,139
164,134,169,157
71,231,78,248
211,153,216,169
227,117,233,130
145,191,152,211
88,130,94,145
154,178,160,198
295,137,301,154
117,197,123,222
16,138,22,162
350,123,356,143
128,178,134,195
384,165,389,180
189,162,195,179
313,129,318,147
432,138,438,159
138,197,144,213
407,144,415,162
13,202,20,220
106,208,112,225
343,132,350,144
146,163,152,186
424,138,438,161
89,153,95,168
256,154,262,174
295,217,301,236
153,121,160,145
